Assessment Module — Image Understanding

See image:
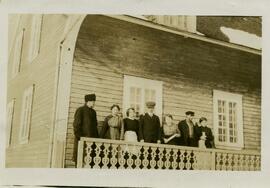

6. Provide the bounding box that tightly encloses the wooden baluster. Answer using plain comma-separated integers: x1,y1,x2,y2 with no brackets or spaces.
93,142,102,169
232,154,239,171
157,147,165,169
171,149,178,170
215,152,222,170
118,144,127,169
243,155,250,171
185,150,192,170
149,147,157,169
192,151,199,170
221,153,227,170
164,148,171,169
134,145,142,169
101,143,110,169
255,155,261,171
240,154,245,171
142,146,149,169
83,142,92,168
249,155,255,171
110,144,118,169
126,145,136,169
227,153,233,171
179,150,185,170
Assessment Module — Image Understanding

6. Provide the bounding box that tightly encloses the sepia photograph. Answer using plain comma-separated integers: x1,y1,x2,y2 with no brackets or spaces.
5,14,262,171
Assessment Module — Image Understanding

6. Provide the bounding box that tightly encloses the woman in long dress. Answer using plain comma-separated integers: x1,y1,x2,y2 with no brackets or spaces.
161,114,181,145
100,104,123,140
121,108,139,142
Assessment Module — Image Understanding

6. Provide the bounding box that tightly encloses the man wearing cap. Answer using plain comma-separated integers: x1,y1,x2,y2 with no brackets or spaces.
138,101,161,144
178,111,196,147
72,94,99,164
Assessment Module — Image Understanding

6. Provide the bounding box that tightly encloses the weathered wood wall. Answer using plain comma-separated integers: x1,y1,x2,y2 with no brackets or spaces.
6,14,69,167
65,15,261,167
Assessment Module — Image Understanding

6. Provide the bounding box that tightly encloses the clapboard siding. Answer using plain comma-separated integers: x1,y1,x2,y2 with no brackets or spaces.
6,14,69,167
64,15,261,167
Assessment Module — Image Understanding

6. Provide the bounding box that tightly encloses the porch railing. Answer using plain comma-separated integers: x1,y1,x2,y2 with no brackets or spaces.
77,137,261,170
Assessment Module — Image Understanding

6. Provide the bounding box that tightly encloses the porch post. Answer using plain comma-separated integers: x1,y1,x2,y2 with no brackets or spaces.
211,150,216,170
77,140,84,168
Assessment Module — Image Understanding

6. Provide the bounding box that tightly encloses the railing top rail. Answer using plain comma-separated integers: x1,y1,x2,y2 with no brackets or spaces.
80,137,261,156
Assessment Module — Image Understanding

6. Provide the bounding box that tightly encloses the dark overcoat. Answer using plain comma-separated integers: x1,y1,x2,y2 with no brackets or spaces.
139,113,161,143
194,123,215,148
73,105,99,163
178,119,197,147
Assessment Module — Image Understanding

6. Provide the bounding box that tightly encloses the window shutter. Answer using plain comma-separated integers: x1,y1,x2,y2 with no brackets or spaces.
6,99,15,147
11,30,24,78
19,85,35,144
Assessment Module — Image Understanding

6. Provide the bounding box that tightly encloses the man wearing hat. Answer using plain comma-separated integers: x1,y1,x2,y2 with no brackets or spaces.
138,101,161,144
72,94,99,164
178,111,196,147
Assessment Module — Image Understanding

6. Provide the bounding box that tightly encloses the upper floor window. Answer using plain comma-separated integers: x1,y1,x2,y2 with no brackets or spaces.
123,75,163,119
213,90,244,150
6,99,15,147
28,15,43,62
11,29,24,78
19,85,35,144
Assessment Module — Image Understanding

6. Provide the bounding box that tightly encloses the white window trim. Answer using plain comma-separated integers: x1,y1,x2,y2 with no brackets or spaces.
28,15,43,63
6,99,15,148
11,29,24,79
19,85,35,144
123,75,163,120
213,90,244,150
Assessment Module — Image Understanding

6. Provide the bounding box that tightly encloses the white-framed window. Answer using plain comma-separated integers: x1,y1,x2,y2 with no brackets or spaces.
6,99,15,147
123,75,163,119
11,29,24,78
28,14,43,62
213,90,244,150
19,85,35,144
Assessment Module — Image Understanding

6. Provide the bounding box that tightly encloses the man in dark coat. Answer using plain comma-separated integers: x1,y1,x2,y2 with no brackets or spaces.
139,101,161,144
72,94,99,164
178,111,196,147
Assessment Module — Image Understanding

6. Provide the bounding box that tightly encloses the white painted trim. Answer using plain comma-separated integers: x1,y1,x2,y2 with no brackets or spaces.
213,90,244,150
123,75,163,120
107,15,261,55
19,84,35,144
48,15,86,168
11,29,24,79
28,14,43,63
6,99,15,148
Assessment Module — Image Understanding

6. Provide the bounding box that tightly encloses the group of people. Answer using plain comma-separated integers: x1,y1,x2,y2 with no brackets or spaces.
72,93,215,163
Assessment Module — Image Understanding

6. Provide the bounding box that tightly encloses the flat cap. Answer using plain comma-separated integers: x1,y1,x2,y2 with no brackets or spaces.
85,94,96,102
185,111,195,116
146,101,156,108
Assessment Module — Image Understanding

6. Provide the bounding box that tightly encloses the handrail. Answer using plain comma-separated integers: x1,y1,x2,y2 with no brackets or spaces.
79,137,260,155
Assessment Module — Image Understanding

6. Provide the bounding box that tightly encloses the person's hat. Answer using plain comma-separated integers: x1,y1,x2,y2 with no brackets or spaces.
185,111,195,116
146,101,156,108
85,94,96,102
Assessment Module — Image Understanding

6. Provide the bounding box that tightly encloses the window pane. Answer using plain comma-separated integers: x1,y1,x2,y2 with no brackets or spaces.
130,87,141,114
217,100,227,142
228,102,237,143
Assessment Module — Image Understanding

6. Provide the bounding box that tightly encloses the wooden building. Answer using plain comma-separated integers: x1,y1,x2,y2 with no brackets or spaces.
6,14,261,169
